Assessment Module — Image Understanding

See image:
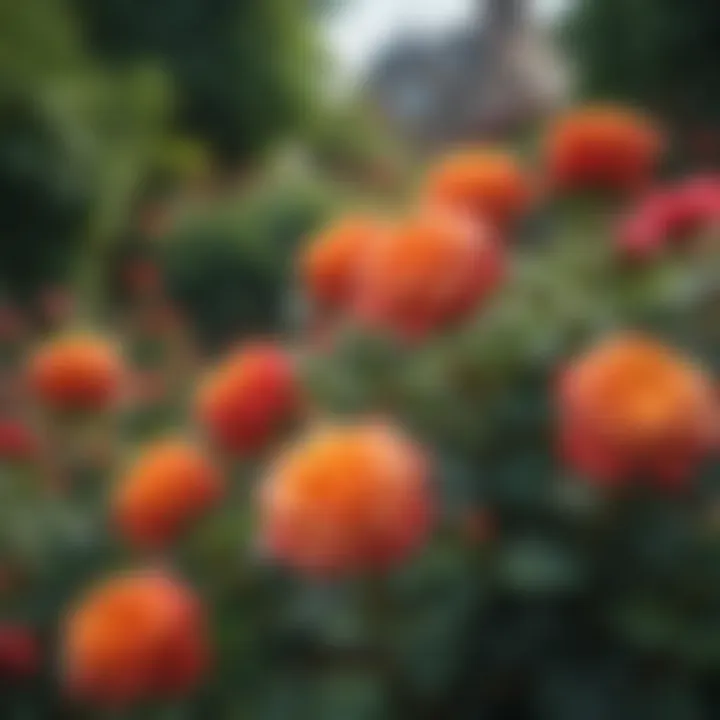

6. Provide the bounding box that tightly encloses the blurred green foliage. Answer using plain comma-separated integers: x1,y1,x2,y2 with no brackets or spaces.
0,1,170,304
71,0,323,165
566,0,720,163
0,0,328,305
307,102,408,186
0,95,90,302
161,175,342,352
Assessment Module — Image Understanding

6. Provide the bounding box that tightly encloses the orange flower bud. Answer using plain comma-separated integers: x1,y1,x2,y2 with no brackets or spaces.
62,571,209,706
353,208,504,339
114,440,223,548
546,106,664,194
559,335,716,488
29,335,123,413
196,343,298,457
301,215,386,309
259,422,433,574
424,149,532,229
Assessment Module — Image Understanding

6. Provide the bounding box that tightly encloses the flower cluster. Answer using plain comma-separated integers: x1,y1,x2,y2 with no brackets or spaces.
0,102,718,714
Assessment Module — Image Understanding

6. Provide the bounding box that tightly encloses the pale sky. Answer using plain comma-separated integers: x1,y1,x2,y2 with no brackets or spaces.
326,0,570,78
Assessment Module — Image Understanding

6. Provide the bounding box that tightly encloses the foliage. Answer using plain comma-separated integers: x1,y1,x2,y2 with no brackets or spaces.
307,101,408,186
0,95,91,302
71,0,323,165
1,115,720,716
3,186,719,716
301,206,720,717
0,0,83,87
1,6,720,712
160,175,342,352
565,0,720,163
0,0,171,306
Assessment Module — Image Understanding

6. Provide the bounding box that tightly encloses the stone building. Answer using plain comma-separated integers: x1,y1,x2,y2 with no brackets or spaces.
366,0,568,149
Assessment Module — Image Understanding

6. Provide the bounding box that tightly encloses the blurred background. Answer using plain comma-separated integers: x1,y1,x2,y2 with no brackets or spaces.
2,2,720,718
4,0,717,353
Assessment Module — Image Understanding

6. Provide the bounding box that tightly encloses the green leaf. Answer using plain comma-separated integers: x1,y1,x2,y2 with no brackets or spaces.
496,537,588,596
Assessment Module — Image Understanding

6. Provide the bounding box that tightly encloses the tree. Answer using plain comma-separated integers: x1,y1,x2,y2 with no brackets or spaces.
160,173,340,352
565,0,720,160
0,0,171,305
71,0,323,165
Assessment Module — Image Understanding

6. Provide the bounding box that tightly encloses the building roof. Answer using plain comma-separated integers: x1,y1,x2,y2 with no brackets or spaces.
365,4,566,147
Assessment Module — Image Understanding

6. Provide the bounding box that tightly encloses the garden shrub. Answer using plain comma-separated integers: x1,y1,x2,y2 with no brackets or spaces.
160,176,341,353
1,103,720,719
565,0,720,167
0,94,91,303
72,0,323,165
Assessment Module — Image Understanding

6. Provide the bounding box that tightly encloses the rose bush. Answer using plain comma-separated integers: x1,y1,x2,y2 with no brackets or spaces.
0,103,719,718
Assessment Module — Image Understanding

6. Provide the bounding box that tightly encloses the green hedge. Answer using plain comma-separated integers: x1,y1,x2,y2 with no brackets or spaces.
160,176,342,352
0,94,91,302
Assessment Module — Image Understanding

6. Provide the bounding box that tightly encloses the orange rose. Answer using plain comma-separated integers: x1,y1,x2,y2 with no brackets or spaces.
114,439,222,548
196,343,298,457
546,106,664,194
301,215,386,309
424,149,532,229
63,571,209,706
259,422,433,574
29,335,123,413
559,335,716,488
353,208,504,339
